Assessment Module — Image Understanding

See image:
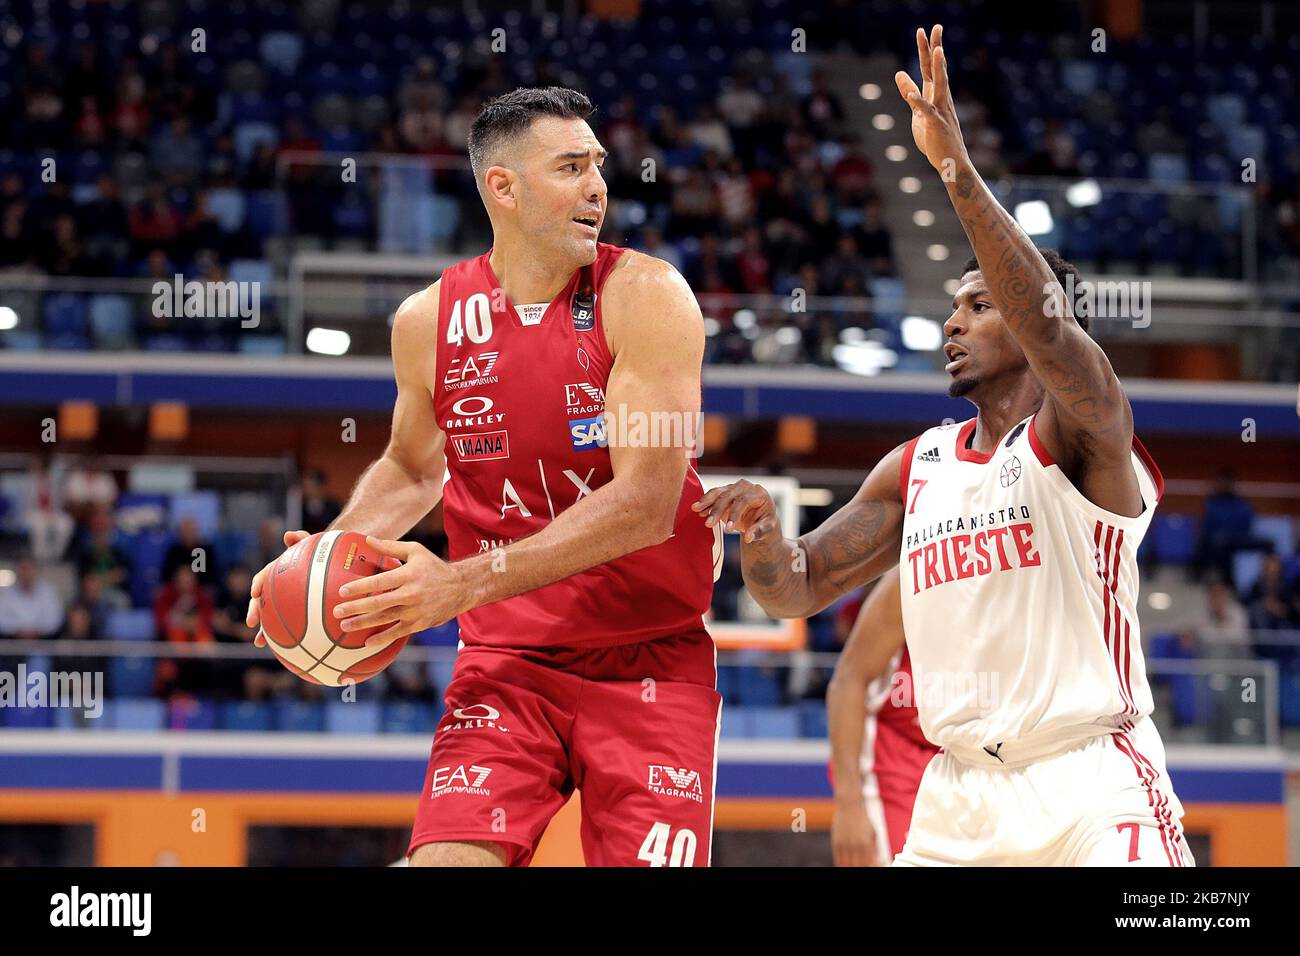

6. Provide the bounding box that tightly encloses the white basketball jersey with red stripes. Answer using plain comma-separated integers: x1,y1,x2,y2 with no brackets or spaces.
897,412,1165,762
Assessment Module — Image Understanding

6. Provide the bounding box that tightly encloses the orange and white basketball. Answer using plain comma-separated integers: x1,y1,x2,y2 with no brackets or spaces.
258,530,407,686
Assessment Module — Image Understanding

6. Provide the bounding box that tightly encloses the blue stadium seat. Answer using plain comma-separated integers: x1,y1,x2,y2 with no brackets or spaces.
720,705,752,739
1,704,54,729
219,700,274,731
797,701,828,738
126,528,172,607
381,701,438,734
238,336,286,355
107,609,156,641
1232,552,1265,594
1252,515,1294,558
1280,672,1300,728
109,657,157,697
169,697,218,731
246,191,287,238
260,30,304,74
1,330,42,350
1151,513,1197,565
429,660,456,693
736,666,782,706
43,292,88,336
749,706,800,738
206,188,247,233
325,701,382,734
273,699,325,732
106,698,165,731
169,489,221,539
232,120,279,164
228,258,274,290
88,294,134,347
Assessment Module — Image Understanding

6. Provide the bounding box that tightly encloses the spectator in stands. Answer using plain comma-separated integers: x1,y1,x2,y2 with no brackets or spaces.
801,69,845,140
300,469,341,534
1194,470,1261,582
854,199,896,276
153,565,216,698
127,183,181,259
74,571,121,633
823,232,871,296
1184,579,1251,655
0,187,31,269
155,564,214,643
62,456,118,523
57,600,102,682
23,457,74,563
80,173,129,272
0,556,64,639
36,213,90,276
150,115,205,186
212,563,288,700
73,510,130,607
1244,554,1295,631
244,516,285,572
830,138,874,206
161,516,217,588
634,225,682,272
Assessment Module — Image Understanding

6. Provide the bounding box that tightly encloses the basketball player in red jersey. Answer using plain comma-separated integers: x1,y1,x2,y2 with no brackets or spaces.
696,26,1192,865
827,568,937,866
246,88,722,867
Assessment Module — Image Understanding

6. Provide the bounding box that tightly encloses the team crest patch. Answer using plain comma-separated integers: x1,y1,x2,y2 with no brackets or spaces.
1000,455,1022,487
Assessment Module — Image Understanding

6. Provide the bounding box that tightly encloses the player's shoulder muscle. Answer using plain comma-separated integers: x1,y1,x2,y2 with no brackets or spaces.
391,279,440,378
600,248,702,354
860,440,910,506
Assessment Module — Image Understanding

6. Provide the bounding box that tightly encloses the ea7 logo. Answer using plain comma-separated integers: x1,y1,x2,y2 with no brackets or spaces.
444,352,500,387
647,765,704,802
431,764,493,796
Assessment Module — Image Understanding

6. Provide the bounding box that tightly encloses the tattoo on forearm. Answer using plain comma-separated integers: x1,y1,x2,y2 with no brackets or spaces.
947,164,1124,436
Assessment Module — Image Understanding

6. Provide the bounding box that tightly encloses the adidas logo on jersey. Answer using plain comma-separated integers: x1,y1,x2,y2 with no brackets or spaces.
917,447,941,462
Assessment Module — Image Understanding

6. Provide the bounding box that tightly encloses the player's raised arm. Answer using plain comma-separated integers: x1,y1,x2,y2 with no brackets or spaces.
828,566,905,867
694,442,907,618
896,25,1133,462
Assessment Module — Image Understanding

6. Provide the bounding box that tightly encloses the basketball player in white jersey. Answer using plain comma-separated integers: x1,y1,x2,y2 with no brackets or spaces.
695,24,1193,866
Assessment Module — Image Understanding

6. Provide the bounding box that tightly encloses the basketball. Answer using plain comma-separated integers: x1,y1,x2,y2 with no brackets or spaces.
258,530,407,687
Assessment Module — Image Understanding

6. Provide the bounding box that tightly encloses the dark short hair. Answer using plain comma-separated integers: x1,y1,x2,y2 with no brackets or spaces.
467,86,595,179
959,248,1089,333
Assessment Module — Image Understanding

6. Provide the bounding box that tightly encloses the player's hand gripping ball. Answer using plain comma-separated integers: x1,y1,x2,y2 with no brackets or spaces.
255,530,408,686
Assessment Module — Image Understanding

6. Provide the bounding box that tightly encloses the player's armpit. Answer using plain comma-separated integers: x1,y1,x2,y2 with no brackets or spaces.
329,283,448,540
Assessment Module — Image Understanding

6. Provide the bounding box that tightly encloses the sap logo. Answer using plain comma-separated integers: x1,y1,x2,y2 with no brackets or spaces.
451,429,510,462
647,765,704,803
430,764,493,797
569,415,607,451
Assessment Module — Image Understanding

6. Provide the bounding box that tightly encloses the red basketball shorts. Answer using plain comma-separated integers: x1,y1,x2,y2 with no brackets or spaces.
407,629,722,867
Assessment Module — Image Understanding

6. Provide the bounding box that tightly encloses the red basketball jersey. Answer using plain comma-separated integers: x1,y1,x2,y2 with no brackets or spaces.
432,243,720,649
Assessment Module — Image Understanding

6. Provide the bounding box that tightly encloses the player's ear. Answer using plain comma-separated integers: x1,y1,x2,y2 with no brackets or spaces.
483,166,517,211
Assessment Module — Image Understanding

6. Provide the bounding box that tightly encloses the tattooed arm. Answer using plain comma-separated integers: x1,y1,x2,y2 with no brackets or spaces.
692,443,906,618
896,25,1140,515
